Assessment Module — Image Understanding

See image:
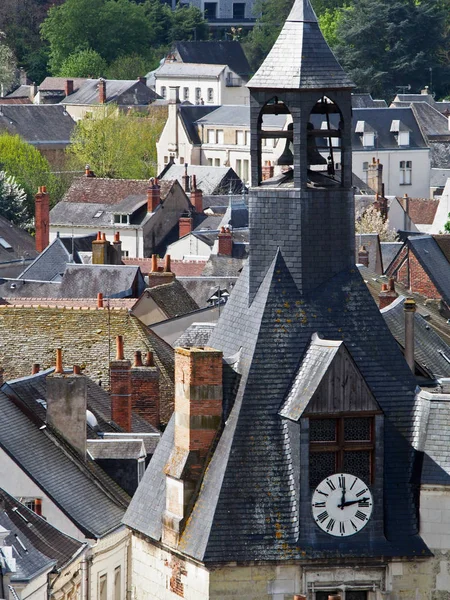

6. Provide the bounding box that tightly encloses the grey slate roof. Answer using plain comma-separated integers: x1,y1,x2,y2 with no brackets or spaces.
59,264,146,299
0,388,128,539
355,233,383,274
0,487,85,581
202,253,247,277
173,41,252,80
0,105,75,144
380,242,402,273
407,235,450,306
352,107,427,150
351,93,387,109
0,215,37,264
178,105,219,145
62,79,160,106
195,105,285,129
249,0,354,90
381,296,450,379
87,440,146,460
178,276,238,307
141,280,199,319
173,322,216,347
51,198,149,228
160,165,243,195
421,394,450,485
156,63,226,79
18,237,72,282
126,252,430,560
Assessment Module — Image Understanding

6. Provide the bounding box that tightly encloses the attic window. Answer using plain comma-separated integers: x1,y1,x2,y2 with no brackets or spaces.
114,214,129,224
390,120,410,146
362,132,375,147
0,237,12,249
94,210,104,218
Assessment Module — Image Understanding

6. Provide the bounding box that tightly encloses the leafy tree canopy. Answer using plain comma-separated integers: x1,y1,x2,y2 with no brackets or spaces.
0,34,16,93
0,134,63,220
0,171,28,227
68,105,167,179
58,48,108,78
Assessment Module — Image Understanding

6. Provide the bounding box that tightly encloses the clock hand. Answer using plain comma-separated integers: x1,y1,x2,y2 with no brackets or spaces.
338,497,369,508
340,484,346,510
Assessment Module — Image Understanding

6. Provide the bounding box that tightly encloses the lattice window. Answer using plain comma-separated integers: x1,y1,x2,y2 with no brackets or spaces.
310,451,336,489
344,417,371,441
310,418,336,442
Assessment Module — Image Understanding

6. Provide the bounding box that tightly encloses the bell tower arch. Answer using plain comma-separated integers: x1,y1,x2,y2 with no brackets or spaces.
247,0,356,302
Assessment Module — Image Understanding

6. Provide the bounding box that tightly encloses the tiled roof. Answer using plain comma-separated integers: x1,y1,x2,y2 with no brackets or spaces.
39,77,87,92
2,298,135,309
249,0,354,90
123,257,207,277
0,487,86,580
173,322,216,347
408,235,450,306
142,280,199,319
62,177,175,205
62,79,160,106
0,306,174,421
160,165,243,196
0,105,75,144
398,197,440,225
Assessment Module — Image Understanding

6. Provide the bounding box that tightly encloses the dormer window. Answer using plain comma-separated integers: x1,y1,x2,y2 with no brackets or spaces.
355,121,376,148
390,120,410,146
114,214,129,224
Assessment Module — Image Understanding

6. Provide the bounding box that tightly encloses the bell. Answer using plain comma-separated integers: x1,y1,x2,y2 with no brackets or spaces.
307,122,327,166
277,123,294,166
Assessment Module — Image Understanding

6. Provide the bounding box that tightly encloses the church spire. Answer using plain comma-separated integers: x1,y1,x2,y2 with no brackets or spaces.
249,0,354,90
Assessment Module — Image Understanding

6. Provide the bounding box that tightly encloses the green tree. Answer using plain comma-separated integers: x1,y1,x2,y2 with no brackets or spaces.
0,35,16,93
444,213,450,234
68,105,167,179
58,48,108,78
0,171,28,227
334,0,448,99
0,134,63,220
169,3,209,42
107,53,152,80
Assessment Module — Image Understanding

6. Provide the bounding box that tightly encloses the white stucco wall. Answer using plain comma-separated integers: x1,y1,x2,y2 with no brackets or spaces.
166,234,212,260
49,226,144,259
89,527,129,600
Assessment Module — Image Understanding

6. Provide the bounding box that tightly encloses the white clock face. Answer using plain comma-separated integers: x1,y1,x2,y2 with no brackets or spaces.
311,473,373,537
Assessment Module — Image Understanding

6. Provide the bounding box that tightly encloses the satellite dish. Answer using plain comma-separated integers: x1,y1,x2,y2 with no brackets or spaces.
86,410,99,430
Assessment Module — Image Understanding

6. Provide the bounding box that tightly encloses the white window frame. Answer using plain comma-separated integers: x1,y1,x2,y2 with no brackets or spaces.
399,160,412,185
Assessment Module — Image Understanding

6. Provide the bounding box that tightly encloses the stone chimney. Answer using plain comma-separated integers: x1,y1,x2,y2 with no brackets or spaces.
218,227,233,256
147,178,161,213
358,245,369,268
147,254,175,288
46,350,87,457
379,278,398,309
182,164,190,193
373,192,388,221
92,231,109,264
179,215,193,238
98,78,106,104
110,336,132,432
162,347,223,547
131,350,160,429
190,175,203,214
64,79,74,96
404,298,416,373
367,157,383,196
112,231,122,264
35,186,50,253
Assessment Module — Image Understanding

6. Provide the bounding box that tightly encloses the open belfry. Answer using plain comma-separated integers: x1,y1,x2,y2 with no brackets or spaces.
124,1,438,598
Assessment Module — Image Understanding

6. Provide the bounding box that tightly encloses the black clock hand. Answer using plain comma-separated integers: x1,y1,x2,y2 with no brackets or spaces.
340,484,346,510
338,497,369,508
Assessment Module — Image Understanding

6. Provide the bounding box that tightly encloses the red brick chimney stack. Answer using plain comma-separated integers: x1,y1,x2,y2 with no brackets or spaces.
378,277,399,309
131,348,160,428
179,215,193,238
262,164,274,181
110,335,132,432
35,186,50,253
147,253,175,288
98,78,106,104
147,178,161,212
218,227,233,256
190,175,203,213
64,79,74,96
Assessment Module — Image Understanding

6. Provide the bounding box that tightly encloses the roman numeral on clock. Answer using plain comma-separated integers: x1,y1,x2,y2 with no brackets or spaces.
338,475,346,488
356,488,368,497
339,522,345,535
355,510,367,521
317,511,328,523
317,490,329,497
326,518,335,532
326,479,336,491
313,502,326,508
358,500,370,507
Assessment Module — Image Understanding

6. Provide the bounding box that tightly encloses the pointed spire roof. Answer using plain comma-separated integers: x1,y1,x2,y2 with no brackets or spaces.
248,0,354,90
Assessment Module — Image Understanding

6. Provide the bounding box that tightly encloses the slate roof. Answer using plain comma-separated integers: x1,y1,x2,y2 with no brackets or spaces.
407,235,450,306
173,322,216,347
156,63,226,79
160,165,243,195
178,276,238,307
0,306,174,421
0,487,86,580
0,215,37,263
355,233,383,274
173,41,252,80
0,105,75,144
62,79,160,106
421,394,450,485
51,200,148,228
352,107,427,150
39,77,87,93
195,105,285,129
125,253,429,560
58,264,145,299
87,440,146,460
178,105,219,145
140,280,199,319
0,388,128,539
351,93,387,109
62,177,175,205
249,0,354,90
380,242,402,272
202,253,247,277
411,102,450,141
382,296,450,379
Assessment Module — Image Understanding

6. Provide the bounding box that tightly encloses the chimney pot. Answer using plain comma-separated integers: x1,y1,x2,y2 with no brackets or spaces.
31,363,40,375
116,335,125,361
151,254,158,273
164,254,171,273
145,351,154,367
73,365,81,375
55,348,63,374
101,233,106,241
64,79,74,96
134,350,143,367
97,292,104,308
404,298,416,373
381,283,388,291
98,78,106,104
114,231,120,243
35,187,50,253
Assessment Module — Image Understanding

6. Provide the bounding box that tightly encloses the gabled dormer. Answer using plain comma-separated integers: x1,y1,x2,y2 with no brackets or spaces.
390,119,411,146
355,120,376,148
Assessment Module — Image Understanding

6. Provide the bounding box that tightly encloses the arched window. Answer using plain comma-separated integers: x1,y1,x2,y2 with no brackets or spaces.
256,97,292,185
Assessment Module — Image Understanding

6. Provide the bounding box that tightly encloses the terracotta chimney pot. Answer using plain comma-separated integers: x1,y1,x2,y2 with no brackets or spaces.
164,254,171,273
116,335,125,361
32,363,40,375
151,254,158,273
55,348,63,374
145,351,154,367
73,365,81,375
97,292,104,308
134,350,143,367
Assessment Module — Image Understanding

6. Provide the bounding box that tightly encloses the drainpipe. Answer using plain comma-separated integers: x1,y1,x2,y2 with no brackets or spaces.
404,297,416,372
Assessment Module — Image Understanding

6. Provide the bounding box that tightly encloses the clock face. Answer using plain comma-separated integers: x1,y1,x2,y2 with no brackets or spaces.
311,473,373,537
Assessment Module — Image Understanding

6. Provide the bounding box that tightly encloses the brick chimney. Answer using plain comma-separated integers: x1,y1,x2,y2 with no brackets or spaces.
162,347,223,547
147,254,175,288
367,157,383,196
179,215,193,238
64,79,74,96
98,78,106,104
110,336,132,432
31,363,40,374
46,350,87,457
147,178,161,212
112,231,122,264
190,175,203,213
262,164,274,181
358,245,369,267
131,350,160,429
35,186,50,253
378,277,398,309
404,298,416,373
218,227,233,256
92,231,109,264
373,192,388,221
